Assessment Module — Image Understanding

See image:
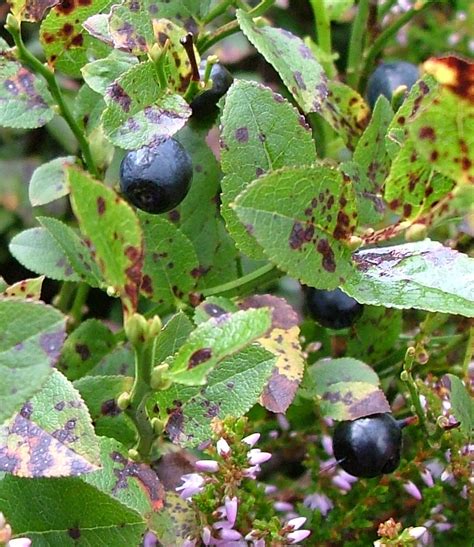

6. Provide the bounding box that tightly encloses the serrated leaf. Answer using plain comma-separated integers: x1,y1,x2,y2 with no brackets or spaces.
57,319,116,381
175,123,238,289
0,475,146,545
167,308,272,385
308,358,390,420
107,3,154,54
68,166,143,315
139,213,199,307
443,374,473,437
40,0,112,77
80,436,165,518
343,240,474,316
0,369,100,477
81,51,138,95
74,376,136,446
234,165,356,289
9,0,59,22
101,61,191,149
158,345,275,446
239,295,304,413
29,156,76,206
0,61,54,128
89,343,134,377
9,227,82,282
0,299,66,424
3,276,44,300
153,492,199,545
409,56,474,185
194,297,238,325
220,80,317,259
352,96,393,223
38,216,103,287
154,312,194,365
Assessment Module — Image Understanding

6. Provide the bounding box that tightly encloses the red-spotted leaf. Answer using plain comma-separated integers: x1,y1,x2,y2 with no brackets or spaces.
2,276,44,300
68,166,143,315
39,0,111,77
108,3,154,55
233,164,357,289
101,61,191,149
167,308,272,386
139,213,199,307
0,298,66,424
0,369,100,477
153,492,199,544
239,295,304,413
409,56,474,185
81,51,138,95
306,358,390,420
0,61,54,128
9,0,60,22
220,79,317,259
343,240,474,317
194,297,238,325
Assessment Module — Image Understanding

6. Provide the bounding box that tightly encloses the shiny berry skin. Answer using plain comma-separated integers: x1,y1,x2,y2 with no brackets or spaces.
190,62,234,117
119,138,193,214
306,287,363,330
366,61,419,109
332,413,403,478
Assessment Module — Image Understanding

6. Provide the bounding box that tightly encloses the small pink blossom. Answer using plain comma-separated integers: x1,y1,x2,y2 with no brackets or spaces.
216,438,231,457
195,460,219,473
176,473,205,499
420,468,434,488
242,433,260,447
286,517,306,531
247,449,272,466
225,496,238,526
287,529,311,543
304,493,333,516
219,528,242,540
403,480,422,501
274,501,294,512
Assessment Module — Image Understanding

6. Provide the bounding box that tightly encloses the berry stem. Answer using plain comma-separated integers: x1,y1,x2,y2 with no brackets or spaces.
346,0,370,88
6,19,99,178
309,0,336,78
201,262,280,298
401,347,428,434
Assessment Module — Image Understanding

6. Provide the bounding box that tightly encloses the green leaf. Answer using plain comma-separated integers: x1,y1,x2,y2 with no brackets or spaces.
68,166,143,315
0,369,100,477
157,345,275,446
0,299,66,424
176,123,238,288
220,80,317,259
88,343,134,377
237,10,328,115
81,51,138,95
0,61,54,128
167,308,272,385
306,357,390,420
3,276,45,300
80,436,165,519
343,240,474,317
154,312,194,365
352,96,393,223
0,475,146,545
101,61,191,149
38,216,103,287
74,376,136,446
57,319,116,381
40,0,112,77
29,156,76,207
139,213,199,307
233,165,356,289
443,374,473,437
194,297,238,325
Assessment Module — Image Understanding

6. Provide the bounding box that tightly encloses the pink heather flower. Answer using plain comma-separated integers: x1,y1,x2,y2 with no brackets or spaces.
403,480,422,501
182,540,197,547
176,473,205,500
247,449,272,466
242,465,261,479
143,531,157,547
420,468,434,488
225,496,238,526
201,526,212,545
264,484,278,495
195,460,219,473
213,520,234,530
242,433,260,447
304,493,334,516
287,529,311,543
253,540,266,547
331,475,353,492
219,529,242,540
7,541,32,547
286,517,306,531
408,526,428,539
338,469,358,484
321,435,333,456
216,438,231,457
274,501,294,512
434,523,454,532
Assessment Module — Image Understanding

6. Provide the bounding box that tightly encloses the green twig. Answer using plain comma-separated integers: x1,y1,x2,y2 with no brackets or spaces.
197,0,275,53
309,0,335,78
462,326,474,378
69,283,90,325
378,0,398,20
203,0,235,25
6,18,98,178
401,347,428,433
346,0,370,88
202,262,279,297
54,282,75,314
358,3,431,93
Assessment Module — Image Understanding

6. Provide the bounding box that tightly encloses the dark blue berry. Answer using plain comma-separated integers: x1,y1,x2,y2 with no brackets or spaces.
190,62,233,117
119,138,192,214
306,287,363,329
366,61,419,109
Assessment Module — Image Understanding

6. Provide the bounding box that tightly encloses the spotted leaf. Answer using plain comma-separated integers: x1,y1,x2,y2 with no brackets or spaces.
0,369,100,477
343,240,474,317
9,0,60,22
0,299,66,424
2,276,45,300
152,492,199,544
233,164,357,289
0,61,54,128
68,166,143,316
220,80,317,259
